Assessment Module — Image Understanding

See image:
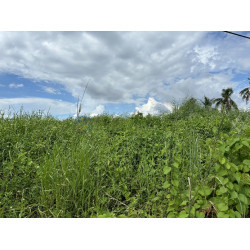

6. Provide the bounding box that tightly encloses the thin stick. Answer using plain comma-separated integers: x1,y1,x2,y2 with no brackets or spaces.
188,177,192,217
209,201,218,213
76,80,89,118
188,177,191,201
105,192,128,207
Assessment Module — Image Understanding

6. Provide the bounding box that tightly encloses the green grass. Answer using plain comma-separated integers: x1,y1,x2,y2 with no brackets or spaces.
0,107,249,217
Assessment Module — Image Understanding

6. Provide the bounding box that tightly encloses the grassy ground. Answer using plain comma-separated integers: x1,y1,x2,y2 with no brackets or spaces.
0,107,249,217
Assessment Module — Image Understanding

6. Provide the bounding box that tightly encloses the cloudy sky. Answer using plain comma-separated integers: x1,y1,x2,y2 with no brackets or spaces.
0,31,249,118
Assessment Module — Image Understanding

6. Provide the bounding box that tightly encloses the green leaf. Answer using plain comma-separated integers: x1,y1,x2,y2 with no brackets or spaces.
168,200,174,206
170,188,178,196
212,127,218,134
243,159,250,166
236,203,247,214
230,163,239,171
163,166,171,175
172,180,179,187
198,186,213,196
173,162,179,168
163,181,170,189
218,170,228,176
180,200,188,206
229,138,240,147
233,173,241,183
217,212,229,218
235,143,243,151
97,213,115,218
234,211,242,218
230,191,238,199
216,186,228,195
243,165,250,172
234,183,240,192
196,211,205,218
190,207,195,217
228,210,236,218
239,194,248,205
226,182,234,190
245,187,250,198
245,127,250,136
167,212,176,218
219,157,226,165
152,197,159,202
220,177,229,185
117,214,128,218
242,140,250,149
178,210,189,218
193,203,201,209
243,160,250,172
217,203,228,212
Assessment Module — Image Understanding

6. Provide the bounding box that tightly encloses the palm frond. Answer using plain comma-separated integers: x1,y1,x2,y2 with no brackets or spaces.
239,86,250,104
239,87,249,95
239,79,250,104
230,100,238,110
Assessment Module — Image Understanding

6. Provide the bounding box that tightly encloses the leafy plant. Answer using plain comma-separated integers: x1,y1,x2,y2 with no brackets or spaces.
213,88,238,112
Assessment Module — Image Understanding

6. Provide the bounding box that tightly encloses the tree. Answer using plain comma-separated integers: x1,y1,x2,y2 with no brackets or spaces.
213,88,238,112
201,96,214,109
239,78,250,104
179,97,203,116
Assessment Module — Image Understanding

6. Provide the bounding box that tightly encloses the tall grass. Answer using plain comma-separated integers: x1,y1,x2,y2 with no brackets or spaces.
0,108,249,217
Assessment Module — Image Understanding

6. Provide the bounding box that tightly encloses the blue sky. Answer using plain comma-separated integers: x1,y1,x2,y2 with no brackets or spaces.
0,31,249,118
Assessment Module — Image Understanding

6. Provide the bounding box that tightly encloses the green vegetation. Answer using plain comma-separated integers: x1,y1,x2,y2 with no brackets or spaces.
0,99,249,218
213,88,238,112
201,96,214,110
240,78,250,104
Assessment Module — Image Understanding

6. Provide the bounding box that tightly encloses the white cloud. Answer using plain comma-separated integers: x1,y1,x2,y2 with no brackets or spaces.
0,32,207,104
135,97,172,116
0,97,76,116
42,86,61,94
90,105,105,117
0,31,249,113
72,104,105,119
192,46,219,70
153,72,242,105
9,83,24,88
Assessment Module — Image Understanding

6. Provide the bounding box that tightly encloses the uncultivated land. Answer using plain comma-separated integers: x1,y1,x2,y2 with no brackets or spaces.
0,106,249,218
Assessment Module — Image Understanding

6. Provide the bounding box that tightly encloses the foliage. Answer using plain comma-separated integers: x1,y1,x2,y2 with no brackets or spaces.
201,96,214,110
213,88,238,112
239,78,250,104
0,107,249,217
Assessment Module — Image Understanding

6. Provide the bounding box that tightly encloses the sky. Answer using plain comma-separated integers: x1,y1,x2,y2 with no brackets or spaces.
0,31,249,119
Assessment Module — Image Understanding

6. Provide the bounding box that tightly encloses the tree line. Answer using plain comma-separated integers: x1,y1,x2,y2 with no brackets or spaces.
201,78,250,112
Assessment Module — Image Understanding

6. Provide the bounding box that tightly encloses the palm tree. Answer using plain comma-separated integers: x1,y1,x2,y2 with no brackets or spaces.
213,88,238,112
201,96,214,109
239,78,250,104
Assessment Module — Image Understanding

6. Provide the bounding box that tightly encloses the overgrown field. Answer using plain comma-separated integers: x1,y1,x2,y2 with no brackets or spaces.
0,107,250,218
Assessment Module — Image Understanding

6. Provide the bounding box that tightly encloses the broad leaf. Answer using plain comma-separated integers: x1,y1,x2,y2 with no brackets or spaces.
216,186,228,195
178,210,189,218
172,180,179,187
219,157,226,165
217,202,228,212
239,194,248,205
163,181,170,189
217,212,229,218
198,186,213,196
163,166,171,175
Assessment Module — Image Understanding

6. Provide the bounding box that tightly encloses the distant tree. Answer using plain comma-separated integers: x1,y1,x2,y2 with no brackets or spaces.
179,97,202,116
239,78,250,104
213,88,238,112
201,96,214,109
